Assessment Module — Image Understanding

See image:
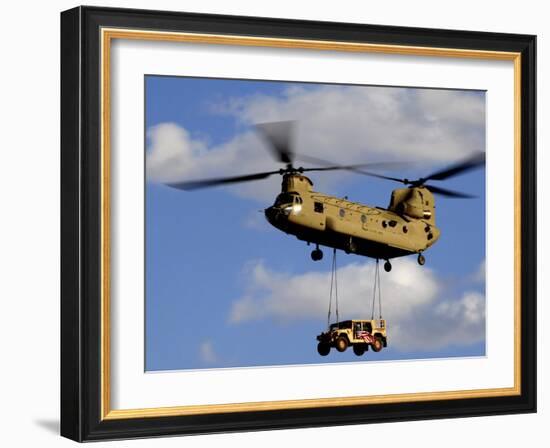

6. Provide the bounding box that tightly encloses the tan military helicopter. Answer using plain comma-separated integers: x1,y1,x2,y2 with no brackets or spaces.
168,122,484,272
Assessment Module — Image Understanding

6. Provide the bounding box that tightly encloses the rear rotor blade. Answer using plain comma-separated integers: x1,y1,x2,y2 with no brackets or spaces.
422,152,485,182
256,121,295,165
352,170,406,183
424,184,477,198
166,170,281,190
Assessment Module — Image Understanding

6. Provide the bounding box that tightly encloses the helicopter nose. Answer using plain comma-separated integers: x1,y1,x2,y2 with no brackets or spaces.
264,206,277,224
264,206,287,228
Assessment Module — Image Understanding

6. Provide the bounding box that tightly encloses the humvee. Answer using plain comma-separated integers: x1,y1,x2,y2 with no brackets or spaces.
316,319,387,356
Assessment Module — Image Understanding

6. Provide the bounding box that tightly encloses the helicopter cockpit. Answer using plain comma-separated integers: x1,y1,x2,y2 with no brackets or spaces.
274,192,303,215
274,192,296,207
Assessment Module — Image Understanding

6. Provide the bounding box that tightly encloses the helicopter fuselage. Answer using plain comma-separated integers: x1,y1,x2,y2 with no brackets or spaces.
264,174,440,261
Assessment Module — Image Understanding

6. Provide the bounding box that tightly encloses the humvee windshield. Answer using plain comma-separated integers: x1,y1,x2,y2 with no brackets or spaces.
330,320,373,332
330,320,352,330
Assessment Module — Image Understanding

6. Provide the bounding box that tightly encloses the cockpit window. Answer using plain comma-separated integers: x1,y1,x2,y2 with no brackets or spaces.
275,193,299,206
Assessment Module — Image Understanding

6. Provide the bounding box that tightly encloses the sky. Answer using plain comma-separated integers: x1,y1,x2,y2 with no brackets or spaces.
144,75,486,371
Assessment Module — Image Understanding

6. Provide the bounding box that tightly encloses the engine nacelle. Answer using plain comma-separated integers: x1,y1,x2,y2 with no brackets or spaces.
390,187,435,223
402,201,428,219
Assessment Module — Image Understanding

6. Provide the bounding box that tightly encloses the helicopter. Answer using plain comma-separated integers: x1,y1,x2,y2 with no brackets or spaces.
167,121,485,272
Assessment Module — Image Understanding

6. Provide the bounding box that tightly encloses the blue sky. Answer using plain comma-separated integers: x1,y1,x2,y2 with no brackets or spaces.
145,76,486,371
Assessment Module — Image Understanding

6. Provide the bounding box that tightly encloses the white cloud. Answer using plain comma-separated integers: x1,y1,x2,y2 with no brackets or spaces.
146,85,485,202
219,85,485,163
230,258,438,324
229,258,485,352
146,123,206,181
198,340,219,365
436,291,485,325
392,291,485,352
146,122,282,201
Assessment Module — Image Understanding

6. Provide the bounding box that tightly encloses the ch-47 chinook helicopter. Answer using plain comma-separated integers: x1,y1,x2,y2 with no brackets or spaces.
167,121,484,272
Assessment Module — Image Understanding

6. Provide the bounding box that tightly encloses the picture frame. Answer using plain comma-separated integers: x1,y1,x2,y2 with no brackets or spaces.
60,5,536,442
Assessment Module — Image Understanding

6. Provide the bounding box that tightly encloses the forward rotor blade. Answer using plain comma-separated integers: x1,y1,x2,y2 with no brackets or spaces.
423,152,485,182
296,153,408,181
302,165,406,182
256,121,295,165
166,170,280,190
297,154,408,172
424,184,477,198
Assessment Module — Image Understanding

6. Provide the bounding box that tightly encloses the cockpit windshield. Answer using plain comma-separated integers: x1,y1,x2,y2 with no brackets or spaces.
274,193,297,207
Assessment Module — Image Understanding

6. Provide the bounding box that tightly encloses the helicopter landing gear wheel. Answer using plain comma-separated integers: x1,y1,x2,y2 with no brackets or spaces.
383,260,392,272
311,246,323,261
417,254,426,266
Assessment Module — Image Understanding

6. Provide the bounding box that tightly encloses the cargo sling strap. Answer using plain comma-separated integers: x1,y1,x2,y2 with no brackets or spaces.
326,248,340,328
371,259,383,320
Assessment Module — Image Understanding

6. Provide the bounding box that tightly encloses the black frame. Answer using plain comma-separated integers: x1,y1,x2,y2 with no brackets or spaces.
61,6,536,442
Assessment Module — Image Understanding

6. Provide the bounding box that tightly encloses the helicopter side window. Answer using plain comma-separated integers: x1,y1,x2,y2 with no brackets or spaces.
314,202,324,213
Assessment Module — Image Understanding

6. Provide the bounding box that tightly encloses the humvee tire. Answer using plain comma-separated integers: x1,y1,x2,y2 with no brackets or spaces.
335,336,348,352
317,342,330,356
372,337,383,352
353,344,366,356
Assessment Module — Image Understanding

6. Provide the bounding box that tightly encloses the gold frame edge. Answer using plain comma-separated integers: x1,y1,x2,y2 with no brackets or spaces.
100,28,523,420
